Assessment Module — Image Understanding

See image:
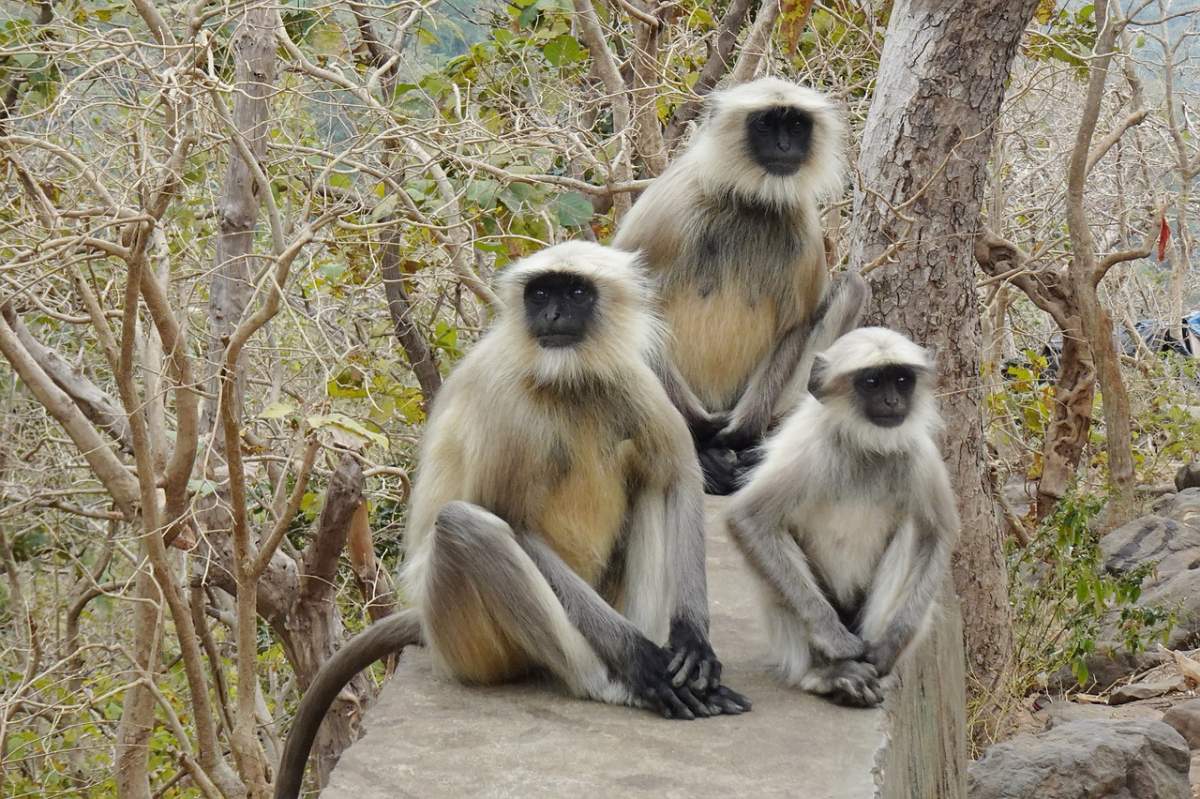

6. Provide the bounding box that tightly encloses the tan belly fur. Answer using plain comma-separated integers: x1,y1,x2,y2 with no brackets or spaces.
536,435,633,586
666,288,780,410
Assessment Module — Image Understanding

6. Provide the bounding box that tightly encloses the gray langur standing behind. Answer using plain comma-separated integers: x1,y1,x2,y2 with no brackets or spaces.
725,327,959,707
614,77,868,493
273,242,749,799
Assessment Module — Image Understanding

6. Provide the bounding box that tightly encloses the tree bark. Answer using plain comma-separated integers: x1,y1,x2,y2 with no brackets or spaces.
200,4,278,451
1064,1,1135,524
847,0,1037,709
380,224,442,405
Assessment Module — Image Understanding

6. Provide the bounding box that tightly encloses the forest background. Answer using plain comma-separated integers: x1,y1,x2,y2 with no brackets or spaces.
0,0,1198,796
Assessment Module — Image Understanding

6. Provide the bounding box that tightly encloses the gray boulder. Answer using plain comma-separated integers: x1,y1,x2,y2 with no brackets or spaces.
1102,488,1200,650
1175,461,1200,492
1162,698,1200,749
968,719,1190,799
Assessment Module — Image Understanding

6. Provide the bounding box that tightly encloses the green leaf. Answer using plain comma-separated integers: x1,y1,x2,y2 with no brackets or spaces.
543,34,585,66
369,193,399,222
328,172,353,190
554,192,594,227
259,401,295,420
498,182,537,213
306,413,389,450
187,478,218,497
319,262,345,282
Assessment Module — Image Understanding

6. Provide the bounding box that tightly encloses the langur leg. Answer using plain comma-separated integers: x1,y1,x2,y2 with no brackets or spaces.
859,522,947,677
728,508,864,662
427,501,710,719
761,594,881,707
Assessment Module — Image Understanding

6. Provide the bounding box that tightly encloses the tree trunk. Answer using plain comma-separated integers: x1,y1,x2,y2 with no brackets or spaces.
848,0,1037,709
1064,1,1135,524
1036,322,1096,520
200,5,278,451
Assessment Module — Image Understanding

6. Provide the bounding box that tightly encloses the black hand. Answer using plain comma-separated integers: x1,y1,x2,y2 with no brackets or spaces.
627,637,712,721
689,411,730,447
699,446,741,495
666,620,754,716
667,618,720,692
714,423,759,453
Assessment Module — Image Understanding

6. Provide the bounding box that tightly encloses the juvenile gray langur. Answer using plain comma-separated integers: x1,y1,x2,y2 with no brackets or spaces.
725,327,958,707
274,242,749,799
614,77,868,493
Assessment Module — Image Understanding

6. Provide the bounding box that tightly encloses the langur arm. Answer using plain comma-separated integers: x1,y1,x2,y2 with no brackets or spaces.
726,497,865,661
517,533,716,720
864,472,959,676
661,481,749,712
652,347,727,444
720,272,870,448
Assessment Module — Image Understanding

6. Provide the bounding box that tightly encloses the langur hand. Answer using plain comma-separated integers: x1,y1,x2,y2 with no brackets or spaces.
810,622,865,662
863,638,901,677
628,637,715,721
666,620,753,715
826,660,884,708
699,446,741,495
667,618,721,692
688,411,730,447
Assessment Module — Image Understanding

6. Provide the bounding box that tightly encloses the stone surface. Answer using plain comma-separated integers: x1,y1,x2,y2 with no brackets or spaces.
968,719,1191,799
1176,463,1200,492
1046,649,1171,694
1163,698,1200,749
1097,489,1200,653
1109,677,1187,706
322,502,966,798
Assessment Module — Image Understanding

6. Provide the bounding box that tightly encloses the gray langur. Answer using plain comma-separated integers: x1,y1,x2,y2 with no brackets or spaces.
725,327,958,707
614,77,869,494
274,242,750,799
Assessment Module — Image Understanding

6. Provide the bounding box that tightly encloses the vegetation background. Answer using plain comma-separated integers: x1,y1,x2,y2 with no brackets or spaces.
0,0,1197,796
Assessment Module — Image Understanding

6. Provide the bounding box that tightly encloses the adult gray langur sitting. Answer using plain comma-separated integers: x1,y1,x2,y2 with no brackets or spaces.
614,76,869,494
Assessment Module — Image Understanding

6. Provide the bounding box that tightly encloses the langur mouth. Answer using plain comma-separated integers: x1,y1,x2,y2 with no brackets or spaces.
762,160,803,176
537,334,583,348
868,414,907,428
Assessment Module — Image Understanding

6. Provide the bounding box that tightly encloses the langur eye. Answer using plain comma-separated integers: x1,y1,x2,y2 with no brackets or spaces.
896,375,909,385
754,118,771,132
790,118,805,130
532,288,547,300
571,287,586,297
865,377,879,388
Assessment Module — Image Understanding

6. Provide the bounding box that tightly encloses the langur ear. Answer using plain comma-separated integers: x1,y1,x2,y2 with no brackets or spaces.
807,356,828,401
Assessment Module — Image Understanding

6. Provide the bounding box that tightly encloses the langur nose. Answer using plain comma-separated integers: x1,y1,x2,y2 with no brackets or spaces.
777,132,791,152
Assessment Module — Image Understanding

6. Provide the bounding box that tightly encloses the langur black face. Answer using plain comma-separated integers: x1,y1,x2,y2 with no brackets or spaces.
523,272,598,349
745,105,813,176
852,365,917,428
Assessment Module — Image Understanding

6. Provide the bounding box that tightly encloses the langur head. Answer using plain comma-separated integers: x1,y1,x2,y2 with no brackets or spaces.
807,326,940,453
688,77,844,208
496,242,662,388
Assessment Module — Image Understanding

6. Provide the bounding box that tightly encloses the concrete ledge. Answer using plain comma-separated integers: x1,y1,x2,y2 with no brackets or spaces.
323,507,965,798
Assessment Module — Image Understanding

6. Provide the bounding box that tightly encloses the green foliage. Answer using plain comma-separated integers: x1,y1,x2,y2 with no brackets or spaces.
1009,491,1173,688
1024,2,1098,76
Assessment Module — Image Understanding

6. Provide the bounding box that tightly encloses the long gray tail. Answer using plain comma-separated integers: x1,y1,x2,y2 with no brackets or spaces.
273,608,423,799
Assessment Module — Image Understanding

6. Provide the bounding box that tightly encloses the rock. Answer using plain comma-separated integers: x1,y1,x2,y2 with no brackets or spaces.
968,719,1191,799
1176,462,1200,492
1045,649,1170,694
1163,698,1200,749
324,500,969,799
1108,676,1186,705
1102,489,1200,650
1038,698,1158,730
